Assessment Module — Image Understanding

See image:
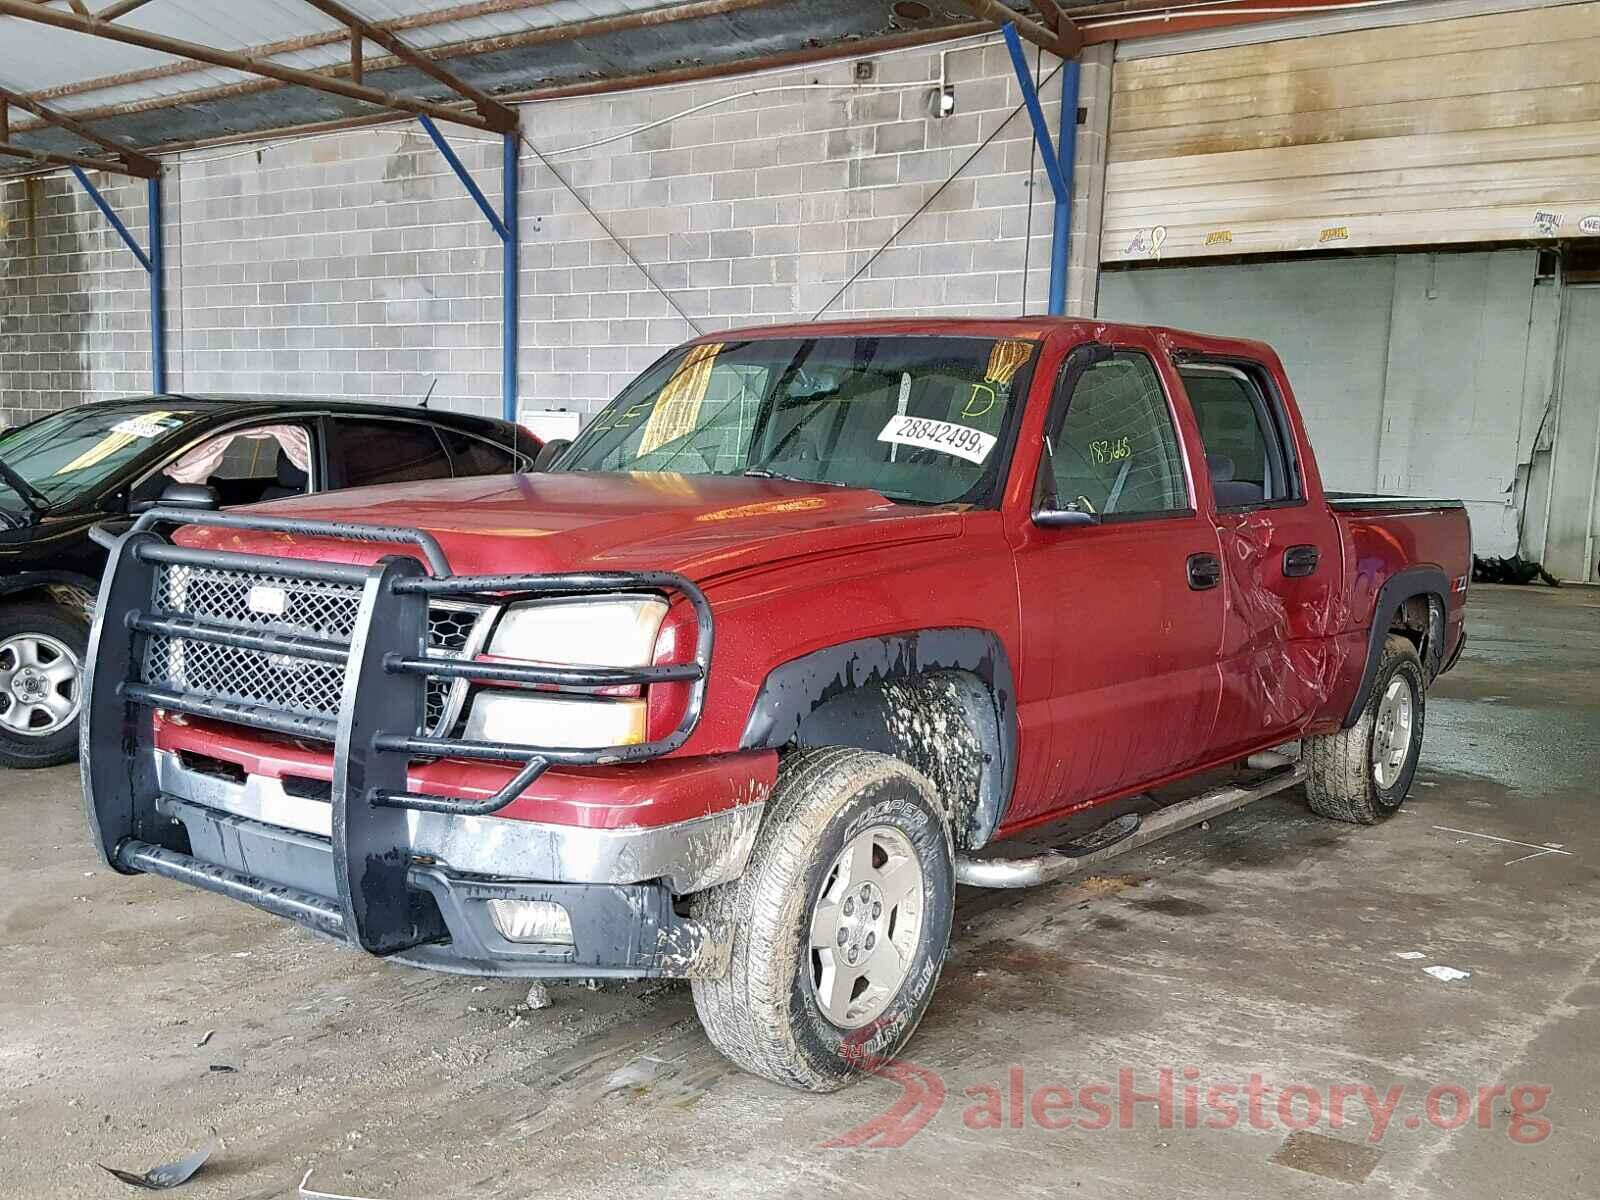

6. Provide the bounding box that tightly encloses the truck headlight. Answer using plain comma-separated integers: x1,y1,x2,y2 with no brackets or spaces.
465,691,647,748
466,595,668,750
488,596,668,667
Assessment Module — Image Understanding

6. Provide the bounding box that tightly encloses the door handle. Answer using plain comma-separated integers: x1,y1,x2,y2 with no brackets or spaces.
1283,545,1320,578
1187,552,1222,591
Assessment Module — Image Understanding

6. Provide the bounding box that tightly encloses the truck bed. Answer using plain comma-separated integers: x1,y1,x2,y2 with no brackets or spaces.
1326,492,1467,513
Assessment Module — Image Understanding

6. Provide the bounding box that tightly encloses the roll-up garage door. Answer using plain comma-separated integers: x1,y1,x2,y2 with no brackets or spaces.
1103,3,1600,265
1099,250,1545,557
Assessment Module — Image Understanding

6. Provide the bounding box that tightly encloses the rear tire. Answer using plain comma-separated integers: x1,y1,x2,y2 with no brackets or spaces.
1305,634,1425,824
0,601,88,770
691,747,954,1092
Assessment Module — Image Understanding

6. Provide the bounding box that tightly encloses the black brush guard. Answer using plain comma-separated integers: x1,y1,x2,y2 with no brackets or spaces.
82,507,713,956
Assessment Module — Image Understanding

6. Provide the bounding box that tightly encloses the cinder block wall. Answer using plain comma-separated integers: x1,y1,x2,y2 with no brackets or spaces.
0,37,1110,427
0,172,159,426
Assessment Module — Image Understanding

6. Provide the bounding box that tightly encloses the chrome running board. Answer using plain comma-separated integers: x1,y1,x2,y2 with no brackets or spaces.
954,762,1309,889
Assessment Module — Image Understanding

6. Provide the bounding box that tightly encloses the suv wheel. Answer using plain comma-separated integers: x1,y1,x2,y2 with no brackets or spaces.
0,602,88,769
691,747,954,1092
1305,634,1425,824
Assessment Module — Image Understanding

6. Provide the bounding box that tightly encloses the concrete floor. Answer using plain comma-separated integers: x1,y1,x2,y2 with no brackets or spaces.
3,584,1596,1199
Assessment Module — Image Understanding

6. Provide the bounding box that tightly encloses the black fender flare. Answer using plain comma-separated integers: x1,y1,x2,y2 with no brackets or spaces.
1343,566,1449,728
738,627,1017,846
0,570,100,603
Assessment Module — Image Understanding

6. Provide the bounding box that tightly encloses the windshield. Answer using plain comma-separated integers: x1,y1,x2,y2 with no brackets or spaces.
0,405,199,505
556,336,1037,505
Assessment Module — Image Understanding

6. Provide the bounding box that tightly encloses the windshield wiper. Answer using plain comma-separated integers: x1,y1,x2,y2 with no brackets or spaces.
741,467,854,489
0,456,49,521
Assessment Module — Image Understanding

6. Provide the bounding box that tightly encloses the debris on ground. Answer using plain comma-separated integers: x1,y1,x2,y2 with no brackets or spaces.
525,982,553,1010
1472,554,1560,586
1424,965,1471,982
193,1030,214,1049
99,1137,218,1190
299,1169,380,1200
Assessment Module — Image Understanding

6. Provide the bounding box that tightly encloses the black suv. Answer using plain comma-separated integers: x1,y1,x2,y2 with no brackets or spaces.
0,395,542,768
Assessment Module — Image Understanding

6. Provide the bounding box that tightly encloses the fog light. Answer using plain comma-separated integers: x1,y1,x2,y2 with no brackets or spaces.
486,899,574,945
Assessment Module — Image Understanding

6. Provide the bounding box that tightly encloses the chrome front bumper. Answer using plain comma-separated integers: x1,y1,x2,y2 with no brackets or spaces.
154,750,762,895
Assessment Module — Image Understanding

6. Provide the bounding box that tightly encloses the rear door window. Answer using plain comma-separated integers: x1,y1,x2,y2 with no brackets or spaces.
333,419,452,489
436,427,525,477
1179,364,1297,508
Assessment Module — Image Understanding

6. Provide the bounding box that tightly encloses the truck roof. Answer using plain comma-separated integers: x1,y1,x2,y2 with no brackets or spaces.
692,315,1278,363
692,316,1084,343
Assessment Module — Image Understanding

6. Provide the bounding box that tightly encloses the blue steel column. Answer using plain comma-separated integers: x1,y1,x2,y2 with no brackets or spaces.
67,163,165,392
1000,22,1080,318
148,175,167,393
417,114,519,422
502,129,519,423
1048,60,1081,317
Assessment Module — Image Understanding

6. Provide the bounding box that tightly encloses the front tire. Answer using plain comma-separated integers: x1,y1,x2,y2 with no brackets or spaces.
1305,634,1425,824
691,747,954,1092
0,602,88,770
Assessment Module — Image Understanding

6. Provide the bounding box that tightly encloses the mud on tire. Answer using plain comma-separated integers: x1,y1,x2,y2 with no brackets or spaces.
690,747,955,1092
1305,633,1425,825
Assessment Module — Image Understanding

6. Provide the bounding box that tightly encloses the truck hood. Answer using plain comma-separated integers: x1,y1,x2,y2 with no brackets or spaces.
177,472,963,582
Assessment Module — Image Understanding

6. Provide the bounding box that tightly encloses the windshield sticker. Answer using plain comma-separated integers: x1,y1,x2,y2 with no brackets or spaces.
889,373,913,463
984,339,1034,386
638,343,722,456
110,413,182,440
877,415,996,465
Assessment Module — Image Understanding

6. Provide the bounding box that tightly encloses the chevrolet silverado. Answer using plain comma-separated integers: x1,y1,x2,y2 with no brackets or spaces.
82,318,1470,1091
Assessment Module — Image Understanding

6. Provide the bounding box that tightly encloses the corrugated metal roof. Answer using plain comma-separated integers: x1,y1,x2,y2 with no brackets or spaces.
0,0,1006,174
6,0,694,109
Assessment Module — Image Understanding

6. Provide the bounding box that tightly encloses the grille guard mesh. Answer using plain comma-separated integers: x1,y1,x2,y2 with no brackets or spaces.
94,506,712,817
139,563,491,736
83,507,713,957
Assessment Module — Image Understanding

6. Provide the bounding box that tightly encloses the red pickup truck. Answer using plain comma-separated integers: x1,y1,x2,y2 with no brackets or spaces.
83,318,1469,1091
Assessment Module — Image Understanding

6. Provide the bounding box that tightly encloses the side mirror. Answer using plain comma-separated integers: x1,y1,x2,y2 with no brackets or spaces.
1032,506,1099,529
532,439,571,471
153,482,220,511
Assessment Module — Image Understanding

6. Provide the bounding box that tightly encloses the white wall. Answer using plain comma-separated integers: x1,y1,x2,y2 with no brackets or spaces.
1099,249,1541,554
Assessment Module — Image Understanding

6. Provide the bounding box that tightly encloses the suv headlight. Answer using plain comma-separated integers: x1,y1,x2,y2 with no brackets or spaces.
488,596,668,667
464,595,669,750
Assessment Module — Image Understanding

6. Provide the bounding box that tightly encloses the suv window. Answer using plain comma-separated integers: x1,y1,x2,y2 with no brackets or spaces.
1180,364,1295,507
437,427,524,477
335,420,452,488
1044,351,1188,518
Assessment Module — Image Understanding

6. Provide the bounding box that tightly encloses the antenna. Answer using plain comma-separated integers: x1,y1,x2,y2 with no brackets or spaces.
419,378,438,410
